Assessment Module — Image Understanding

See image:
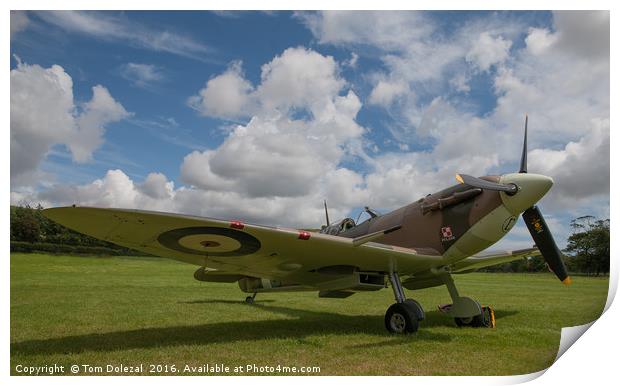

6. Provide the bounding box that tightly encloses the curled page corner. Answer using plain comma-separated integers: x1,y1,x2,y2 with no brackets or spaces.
554,321,595,361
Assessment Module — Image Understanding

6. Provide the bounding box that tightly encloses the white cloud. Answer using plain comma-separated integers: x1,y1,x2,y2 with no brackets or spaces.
120,63,164,88
188,61,254,119
368,80,408,107
10,58,130,187
139,172,175,200
185,48,364,202
525,28,557,55
70,86,130,162
17,169,350,228
34,11,211,60
529,118,609,204
465,32,512,72
256,47,346,115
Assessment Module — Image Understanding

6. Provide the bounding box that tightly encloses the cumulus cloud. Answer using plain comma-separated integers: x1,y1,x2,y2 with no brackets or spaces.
465,32,512,71
185,48,364,203
368,80,408,107
529,118,609,204
139,172,175,200
188,61,254,119
10,59,130,186
17,169,351,228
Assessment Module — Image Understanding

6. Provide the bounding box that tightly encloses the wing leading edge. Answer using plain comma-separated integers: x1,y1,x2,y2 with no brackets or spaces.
42,207,444,282
449,247,541,273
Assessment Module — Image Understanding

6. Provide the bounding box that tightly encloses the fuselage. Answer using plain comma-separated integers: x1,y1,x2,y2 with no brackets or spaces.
337,173,553,263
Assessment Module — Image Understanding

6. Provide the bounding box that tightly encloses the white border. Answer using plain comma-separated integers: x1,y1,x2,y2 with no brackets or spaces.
4,1,616,385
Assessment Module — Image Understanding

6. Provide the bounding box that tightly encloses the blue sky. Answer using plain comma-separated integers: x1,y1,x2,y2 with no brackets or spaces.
10,11,610,249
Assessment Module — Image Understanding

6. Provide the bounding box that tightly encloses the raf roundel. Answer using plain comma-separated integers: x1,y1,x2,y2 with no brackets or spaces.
157,226,261,257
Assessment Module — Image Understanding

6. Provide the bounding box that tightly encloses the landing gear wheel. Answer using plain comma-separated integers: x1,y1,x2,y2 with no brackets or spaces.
404,299,425,321
245,294,256,304
385,303,419,334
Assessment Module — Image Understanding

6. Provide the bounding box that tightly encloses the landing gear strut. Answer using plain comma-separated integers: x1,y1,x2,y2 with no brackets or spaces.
245,292,257,304
384,272,425,334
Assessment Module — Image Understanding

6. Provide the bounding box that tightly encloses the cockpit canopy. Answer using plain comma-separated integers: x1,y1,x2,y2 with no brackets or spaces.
320,218,356,235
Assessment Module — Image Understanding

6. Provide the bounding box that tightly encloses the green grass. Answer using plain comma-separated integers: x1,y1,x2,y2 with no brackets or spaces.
11,253,609,376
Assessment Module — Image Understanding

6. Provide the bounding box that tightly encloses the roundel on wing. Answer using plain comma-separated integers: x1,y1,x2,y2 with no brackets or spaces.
157,226,261,256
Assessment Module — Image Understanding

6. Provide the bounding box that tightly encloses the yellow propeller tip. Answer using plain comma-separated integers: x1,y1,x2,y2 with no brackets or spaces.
562,276,572,286
455,174,464,184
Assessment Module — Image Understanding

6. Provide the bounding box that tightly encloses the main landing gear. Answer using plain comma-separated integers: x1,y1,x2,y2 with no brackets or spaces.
384,272,425,334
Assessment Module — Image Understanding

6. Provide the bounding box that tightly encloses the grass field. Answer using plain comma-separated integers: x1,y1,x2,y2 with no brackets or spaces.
10,253,609,376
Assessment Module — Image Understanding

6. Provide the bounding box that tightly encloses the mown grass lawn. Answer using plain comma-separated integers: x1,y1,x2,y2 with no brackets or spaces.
10,253,609,376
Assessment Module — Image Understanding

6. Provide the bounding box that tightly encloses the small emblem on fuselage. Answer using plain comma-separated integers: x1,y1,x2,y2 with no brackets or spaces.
440,226,455,242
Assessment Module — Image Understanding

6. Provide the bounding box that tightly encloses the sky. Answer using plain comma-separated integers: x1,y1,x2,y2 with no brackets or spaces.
9,10,610,250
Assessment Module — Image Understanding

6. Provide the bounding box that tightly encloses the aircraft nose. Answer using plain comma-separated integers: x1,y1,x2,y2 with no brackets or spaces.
499,173,554,215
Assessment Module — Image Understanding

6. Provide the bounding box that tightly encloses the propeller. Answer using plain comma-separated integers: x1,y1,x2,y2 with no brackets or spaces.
523,206,570,283
519,115,528,173
323,200,330,227
456,115,571,284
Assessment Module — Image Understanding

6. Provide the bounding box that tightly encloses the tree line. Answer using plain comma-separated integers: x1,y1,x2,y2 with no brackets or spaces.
10,205,151,256
481,215,609,276
10,205,609,275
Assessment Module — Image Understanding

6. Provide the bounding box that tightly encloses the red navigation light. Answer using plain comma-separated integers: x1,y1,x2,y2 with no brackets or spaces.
230,221,245,230
298,231,311,240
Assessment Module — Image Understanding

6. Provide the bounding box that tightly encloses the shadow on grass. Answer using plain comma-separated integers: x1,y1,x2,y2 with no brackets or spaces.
12,302,456,356
348,309,520,349
182,299,276,304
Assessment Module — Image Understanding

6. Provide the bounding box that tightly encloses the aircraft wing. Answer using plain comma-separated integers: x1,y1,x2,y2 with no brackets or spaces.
449,247,541,273
42,207,444,283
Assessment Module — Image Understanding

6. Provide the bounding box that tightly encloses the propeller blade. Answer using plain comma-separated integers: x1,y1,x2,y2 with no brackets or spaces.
456,174,518,195
519,114,528,173
323,200,330,226
522,206,571,284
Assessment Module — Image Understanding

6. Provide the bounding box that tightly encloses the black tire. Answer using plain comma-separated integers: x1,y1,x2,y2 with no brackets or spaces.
385,303,419,334
404,299,425,321
454,316,474,327
245,296,254,304
455,312,487,327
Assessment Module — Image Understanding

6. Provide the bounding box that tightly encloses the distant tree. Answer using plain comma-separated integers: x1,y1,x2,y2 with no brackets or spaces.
564,216,610,276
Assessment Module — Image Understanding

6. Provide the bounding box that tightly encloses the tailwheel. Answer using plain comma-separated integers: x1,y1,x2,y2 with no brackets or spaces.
384,302,419,334
245,293,257,304
454,306,495,328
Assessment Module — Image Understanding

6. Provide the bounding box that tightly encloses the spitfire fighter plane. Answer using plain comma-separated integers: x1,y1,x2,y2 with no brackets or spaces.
43,117,570,334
